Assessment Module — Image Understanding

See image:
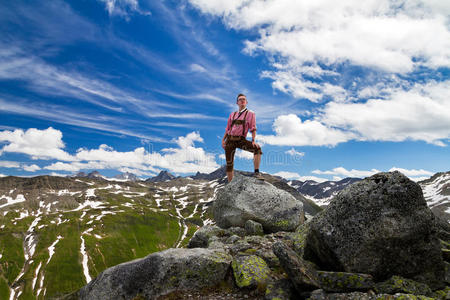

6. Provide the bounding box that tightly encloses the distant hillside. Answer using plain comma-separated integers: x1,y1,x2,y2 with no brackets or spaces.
288,177,362,206
0,175,221,299
419,171,450,222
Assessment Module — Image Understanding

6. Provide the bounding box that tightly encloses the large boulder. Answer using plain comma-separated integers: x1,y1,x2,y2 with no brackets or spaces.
78,248,232,299
213,173,304,233
304,171,445,289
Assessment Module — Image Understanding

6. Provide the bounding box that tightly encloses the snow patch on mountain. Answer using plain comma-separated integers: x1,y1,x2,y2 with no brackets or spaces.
421,173,450,208
80,235,91,284
47,236,63,264
0,194,26,209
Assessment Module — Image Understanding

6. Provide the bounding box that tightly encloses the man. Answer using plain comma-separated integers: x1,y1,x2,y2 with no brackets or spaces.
222,93,263,182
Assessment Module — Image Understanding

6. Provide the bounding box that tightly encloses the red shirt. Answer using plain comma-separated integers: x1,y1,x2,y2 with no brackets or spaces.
225,109,257,137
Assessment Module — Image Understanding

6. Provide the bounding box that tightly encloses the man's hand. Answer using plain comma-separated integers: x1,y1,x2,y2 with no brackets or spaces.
252,141,259,148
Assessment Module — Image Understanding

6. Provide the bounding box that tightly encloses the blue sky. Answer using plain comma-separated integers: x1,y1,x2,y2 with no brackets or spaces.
0,0,449,181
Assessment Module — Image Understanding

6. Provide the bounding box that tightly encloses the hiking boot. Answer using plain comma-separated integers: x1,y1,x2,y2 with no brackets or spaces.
253,172,264,181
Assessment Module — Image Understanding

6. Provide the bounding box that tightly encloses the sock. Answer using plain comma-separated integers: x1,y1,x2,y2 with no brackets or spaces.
254,169,259,173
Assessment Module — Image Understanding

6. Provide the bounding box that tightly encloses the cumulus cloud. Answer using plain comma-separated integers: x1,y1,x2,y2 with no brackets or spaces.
312,167,380,178
0,127,219,175
312,166,433,181
0,161,21,168
189,0,450,104
43,131,219,174
320,81,450,146
285,148,304,157
388,167,433,177
274,171,328,183
22,164,41,172
258,80,450,147
0,160,40,172
0,127,74,161
258,114,353,146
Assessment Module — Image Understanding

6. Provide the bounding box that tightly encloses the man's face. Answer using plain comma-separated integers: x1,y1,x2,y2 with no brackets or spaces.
237,96,247,107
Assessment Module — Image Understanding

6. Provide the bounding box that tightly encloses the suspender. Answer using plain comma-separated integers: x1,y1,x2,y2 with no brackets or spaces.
230,109,248,136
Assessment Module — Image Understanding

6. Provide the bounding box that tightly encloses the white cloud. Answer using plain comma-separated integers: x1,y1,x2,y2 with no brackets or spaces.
0,127,74,161
0,128,219,175
0,161,21,168
189,0,450,102
258,80,450,147
23,164,41,172
49,172,69,177
388,167,433,177
312,166,434,181
98,0,151,19
44,162,81,172
274,171,328,183
320,81,450,146
190,63,207,73
0,174,6,177
0,160,40,172
285,148,304,157
312,167,380,178
44,131,219,175
117,167,156,177
258,114,353,146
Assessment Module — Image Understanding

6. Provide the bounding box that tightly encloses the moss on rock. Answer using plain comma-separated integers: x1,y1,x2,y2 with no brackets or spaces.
374,275,433,297
232,255,271,289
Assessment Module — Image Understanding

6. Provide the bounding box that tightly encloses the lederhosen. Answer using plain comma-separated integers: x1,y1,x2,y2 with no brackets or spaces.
225,109,262,172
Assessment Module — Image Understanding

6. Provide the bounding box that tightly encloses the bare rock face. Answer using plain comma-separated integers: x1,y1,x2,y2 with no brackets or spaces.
304,171,445,289
78,248,232,300
213,173,304,233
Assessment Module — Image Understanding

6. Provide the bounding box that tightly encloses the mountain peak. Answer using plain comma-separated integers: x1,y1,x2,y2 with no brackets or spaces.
114,172,139,181
145,170,175,182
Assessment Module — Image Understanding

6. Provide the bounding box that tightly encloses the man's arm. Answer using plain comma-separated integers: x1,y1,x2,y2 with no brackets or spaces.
250,112,257,145
222,113,232,149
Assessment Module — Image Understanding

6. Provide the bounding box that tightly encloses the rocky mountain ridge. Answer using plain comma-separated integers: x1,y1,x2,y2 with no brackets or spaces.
75,171,450,299
0,169,318,299
0,169,449,299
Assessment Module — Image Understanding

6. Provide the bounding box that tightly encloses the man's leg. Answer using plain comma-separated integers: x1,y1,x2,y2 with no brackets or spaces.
225,142,236,183
226,170,233,182
253,153,261,171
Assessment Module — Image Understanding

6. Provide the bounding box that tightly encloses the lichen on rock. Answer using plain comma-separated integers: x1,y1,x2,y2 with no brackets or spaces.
231,255,271,289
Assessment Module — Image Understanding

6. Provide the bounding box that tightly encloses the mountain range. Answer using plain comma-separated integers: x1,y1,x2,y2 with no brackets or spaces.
0,168,448,299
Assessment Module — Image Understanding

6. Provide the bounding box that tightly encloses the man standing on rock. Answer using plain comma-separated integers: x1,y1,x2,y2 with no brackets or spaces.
222,93,263,182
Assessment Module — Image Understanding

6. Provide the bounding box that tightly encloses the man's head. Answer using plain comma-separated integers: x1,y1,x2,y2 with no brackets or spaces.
236,93,247,109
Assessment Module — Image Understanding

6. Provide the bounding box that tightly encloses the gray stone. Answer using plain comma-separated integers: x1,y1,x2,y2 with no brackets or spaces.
272,241,320,292
229,226,247,237
374,275,433,296
214,173,304,233
306,290,435,300
78,248,232,300
187,225,228,248
232,255,271,289
317,271,374,292
264,279,296,300
304,171,445,289
230,241,253,255
245,219,264,236
226,234,241,244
